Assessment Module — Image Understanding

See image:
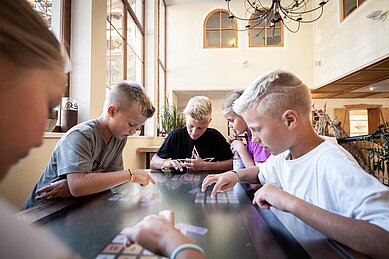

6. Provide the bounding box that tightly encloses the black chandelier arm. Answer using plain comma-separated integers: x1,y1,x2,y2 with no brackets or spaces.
280,6,324,24
282,2,327,16
245,0,269,12
225,0,329,33
250,12,273,29
282,2,308,14
229,15,269,32
281,0,309,11
228,0,277,21
298,8,325,23
227,0,253,21
252,26,267,38
251,16,275,38
281,18,301,33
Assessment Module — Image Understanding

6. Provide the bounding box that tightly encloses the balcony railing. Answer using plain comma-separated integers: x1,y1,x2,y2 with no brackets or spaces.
337,133,389,186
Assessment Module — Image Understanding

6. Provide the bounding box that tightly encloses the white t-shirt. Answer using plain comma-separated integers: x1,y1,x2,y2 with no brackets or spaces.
0,200,75,258
258,140,389,232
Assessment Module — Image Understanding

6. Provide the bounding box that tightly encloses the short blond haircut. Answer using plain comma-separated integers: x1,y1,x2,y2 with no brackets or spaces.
223,90,243,117
106,81,155,118
183,96,212,121
234,70,312,119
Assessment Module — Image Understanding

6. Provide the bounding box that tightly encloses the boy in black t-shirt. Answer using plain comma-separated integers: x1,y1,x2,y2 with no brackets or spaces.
151,96,233,172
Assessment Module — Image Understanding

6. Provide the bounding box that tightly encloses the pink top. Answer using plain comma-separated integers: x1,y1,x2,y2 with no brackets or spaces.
246,131,271,163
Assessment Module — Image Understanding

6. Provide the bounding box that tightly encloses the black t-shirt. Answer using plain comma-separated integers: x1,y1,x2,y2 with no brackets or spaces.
157,127,233,162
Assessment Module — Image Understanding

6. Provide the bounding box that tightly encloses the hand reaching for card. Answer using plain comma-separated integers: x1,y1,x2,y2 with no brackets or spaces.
121,210,203,258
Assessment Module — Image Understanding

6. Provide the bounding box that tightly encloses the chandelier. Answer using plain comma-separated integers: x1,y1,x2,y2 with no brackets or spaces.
226,0,329,34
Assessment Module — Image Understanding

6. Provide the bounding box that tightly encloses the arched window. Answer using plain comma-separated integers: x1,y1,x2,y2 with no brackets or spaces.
248,9,284,47
204,9,237,48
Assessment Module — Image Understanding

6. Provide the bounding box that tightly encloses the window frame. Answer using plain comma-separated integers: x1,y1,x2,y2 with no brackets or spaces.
106,0,145,88
203,9,238,49
248,9,284,48
341,0,367,21
157,0,167,137
30,0,72,131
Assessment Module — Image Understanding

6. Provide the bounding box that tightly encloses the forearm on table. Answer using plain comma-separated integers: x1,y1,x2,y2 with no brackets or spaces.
289,197,389,258
160,228,204,259
150,154,164,169
204,159,232,171
67,170,130,196
237,166,260,183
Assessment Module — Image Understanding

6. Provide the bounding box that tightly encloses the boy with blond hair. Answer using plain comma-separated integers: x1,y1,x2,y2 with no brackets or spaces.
151,96,232,171
22,81,156,209
202,70,389,258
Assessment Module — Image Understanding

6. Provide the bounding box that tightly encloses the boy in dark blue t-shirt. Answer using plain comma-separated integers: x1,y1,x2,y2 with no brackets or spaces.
151,96,232,172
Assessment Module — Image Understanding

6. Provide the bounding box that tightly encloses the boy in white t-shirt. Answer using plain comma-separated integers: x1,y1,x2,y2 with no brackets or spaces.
202,70,389,258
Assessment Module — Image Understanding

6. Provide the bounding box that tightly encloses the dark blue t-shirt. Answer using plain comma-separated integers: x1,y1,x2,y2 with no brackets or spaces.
157,127,233,161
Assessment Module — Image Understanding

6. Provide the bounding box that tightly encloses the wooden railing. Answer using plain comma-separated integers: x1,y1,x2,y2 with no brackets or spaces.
337,133,388,186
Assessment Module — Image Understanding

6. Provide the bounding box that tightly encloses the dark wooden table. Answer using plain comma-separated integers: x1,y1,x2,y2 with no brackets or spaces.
18,170,366,259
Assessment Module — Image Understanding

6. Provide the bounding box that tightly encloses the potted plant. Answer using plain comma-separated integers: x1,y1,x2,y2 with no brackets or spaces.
158,99,185,137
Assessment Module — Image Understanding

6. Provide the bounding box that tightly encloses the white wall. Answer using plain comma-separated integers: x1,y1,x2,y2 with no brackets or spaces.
313,0,389,87
166,3,315,92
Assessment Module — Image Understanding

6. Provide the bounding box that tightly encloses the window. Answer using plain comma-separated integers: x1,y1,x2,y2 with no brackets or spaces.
204,9,237,48
334,104,385,136
249,10,283,47
29,0,71,132
106,0,144,88
157,0,167,135
341,0,367,20
349,110,368,136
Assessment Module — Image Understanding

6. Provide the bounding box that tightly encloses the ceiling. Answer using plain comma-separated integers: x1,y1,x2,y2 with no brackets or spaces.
311,56,389,99
174,57,389,106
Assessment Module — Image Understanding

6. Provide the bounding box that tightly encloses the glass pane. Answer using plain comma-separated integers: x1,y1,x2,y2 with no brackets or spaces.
206,31,220,47
207,12,220,29
111,0,124,36
221,30,236,47
343,0,356,17
127,15,143,58
251,12,268,28
110,27,123,86
136,26,143,62
221,12,233,29
358,0,365,5
250,29,265,47
28,0,53,28
267,28,282,45
135,55,143,83
129,0,143,27
159,64,166,113
127,47,136,81
106,20,111,87
127,15,136,51
159,0,166,64
107,0,111,21
349,110,368,136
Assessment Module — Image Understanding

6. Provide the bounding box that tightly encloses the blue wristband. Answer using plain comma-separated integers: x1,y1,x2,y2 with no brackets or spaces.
170,243,204,259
